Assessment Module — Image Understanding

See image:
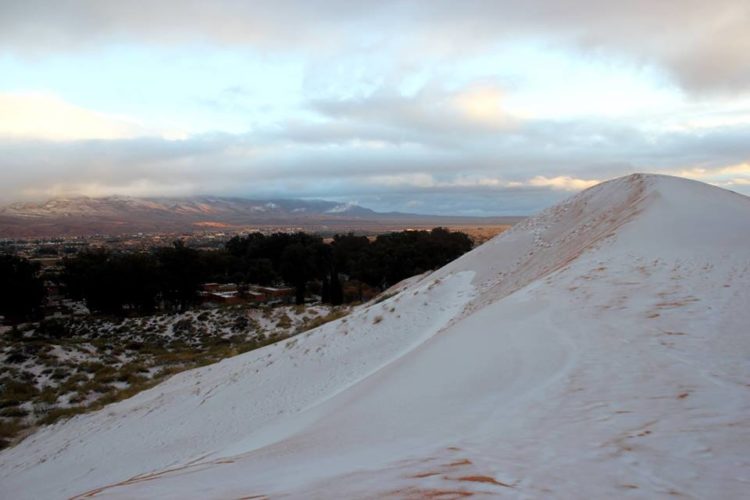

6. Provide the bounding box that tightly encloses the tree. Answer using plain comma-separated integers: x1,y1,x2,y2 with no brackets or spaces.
0,255,45,324
156,241,204,312
320,275,331,304
331,233,370,277
199,249,238,283
330,268,343,305
61,250,160,315
244,258,276,285
61,249,120,315
280,243,317,305
116,253,160,314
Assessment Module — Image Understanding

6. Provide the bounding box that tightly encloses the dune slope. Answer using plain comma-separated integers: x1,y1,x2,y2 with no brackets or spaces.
2,173,749,499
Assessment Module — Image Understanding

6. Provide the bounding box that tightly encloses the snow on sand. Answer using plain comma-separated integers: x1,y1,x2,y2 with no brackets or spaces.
2,173,749,498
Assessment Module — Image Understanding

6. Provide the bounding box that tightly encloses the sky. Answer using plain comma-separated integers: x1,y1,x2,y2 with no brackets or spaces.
1,0,749,215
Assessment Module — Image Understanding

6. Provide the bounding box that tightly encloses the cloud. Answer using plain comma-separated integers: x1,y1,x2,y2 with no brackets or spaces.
0,0,353,53
527,176,601,191
453,86,510,127
1,113,747,214
1,1,748,93
404,0,750,94
0,92,148,141
672,163,750,189
1,74,749,214
309,83,518,143
2,2,748,217
0,134,245,200
365,173,599,192
677,163,750,178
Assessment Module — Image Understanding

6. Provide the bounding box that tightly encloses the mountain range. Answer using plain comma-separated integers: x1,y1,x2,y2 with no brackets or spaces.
0,196,520,237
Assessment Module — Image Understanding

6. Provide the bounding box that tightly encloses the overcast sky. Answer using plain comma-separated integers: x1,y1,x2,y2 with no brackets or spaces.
1,0,749,214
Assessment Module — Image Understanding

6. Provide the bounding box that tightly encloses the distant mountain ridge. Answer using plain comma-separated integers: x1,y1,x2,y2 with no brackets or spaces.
0,196,376,218
0,196,520,237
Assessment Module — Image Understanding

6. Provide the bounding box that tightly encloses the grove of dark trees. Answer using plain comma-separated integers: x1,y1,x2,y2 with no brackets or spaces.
0,255,46,324
1,227,473,321
223,227,472,303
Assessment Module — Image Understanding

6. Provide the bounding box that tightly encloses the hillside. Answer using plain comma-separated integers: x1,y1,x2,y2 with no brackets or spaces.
0,196,521,238
1,173,749,498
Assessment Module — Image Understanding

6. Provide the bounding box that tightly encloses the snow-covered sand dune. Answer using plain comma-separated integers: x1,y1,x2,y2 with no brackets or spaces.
2,174,749,498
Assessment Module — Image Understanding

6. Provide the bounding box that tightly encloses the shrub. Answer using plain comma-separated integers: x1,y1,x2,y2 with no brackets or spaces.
0,407,28,418
0,420,27,450
36,319,71,339
275,314,292,329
